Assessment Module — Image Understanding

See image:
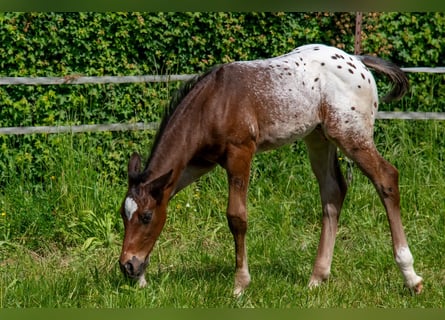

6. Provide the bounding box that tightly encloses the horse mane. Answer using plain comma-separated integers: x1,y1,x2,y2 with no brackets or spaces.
145,65,220,167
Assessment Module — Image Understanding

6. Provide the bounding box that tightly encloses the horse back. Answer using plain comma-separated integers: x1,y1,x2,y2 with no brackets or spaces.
200,44,378,152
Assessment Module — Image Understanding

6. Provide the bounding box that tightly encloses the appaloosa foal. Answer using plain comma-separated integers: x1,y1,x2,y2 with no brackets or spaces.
119,44,423,296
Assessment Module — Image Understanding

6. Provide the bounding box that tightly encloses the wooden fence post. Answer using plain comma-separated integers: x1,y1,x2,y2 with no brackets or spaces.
354,12,363,55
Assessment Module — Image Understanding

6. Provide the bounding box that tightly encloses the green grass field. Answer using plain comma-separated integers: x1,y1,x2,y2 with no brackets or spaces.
0,120,444,307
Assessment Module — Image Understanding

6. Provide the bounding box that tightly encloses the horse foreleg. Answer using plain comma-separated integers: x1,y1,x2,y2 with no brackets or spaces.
304,130,348,287
222,143,254,297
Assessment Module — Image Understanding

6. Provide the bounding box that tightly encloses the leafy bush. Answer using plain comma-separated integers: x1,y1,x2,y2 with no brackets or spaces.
0,12,443,184
362,12,445,112
0,12,444,258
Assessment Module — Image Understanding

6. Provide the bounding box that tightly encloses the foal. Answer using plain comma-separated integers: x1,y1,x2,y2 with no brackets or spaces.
119,44,423,295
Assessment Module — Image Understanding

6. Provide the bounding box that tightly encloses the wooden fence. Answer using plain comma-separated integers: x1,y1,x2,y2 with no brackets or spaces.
1,68,444,136
1,68,444,86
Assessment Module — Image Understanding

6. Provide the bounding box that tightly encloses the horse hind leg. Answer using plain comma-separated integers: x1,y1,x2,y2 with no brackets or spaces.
333,131,423,293
304,128,348,288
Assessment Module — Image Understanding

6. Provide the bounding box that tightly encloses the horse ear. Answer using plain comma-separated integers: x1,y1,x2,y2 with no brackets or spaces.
128,152,142,173
148,169,173,203
128,152,142,183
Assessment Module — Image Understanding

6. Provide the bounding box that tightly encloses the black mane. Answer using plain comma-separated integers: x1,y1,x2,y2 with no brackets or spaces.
145,66,220,167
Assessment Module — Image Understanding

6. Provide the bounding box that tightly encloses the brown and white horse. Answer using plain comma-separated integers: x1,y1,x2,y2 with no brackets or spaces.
118,44,423,295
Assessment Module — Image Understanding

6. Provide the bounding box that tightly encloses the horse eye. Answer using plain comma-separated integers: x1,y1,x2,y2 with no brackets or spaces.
140,211,152,224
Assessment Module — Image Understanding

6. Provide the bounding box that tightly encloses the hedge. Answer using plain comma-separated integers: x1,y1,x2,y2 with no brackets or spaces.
0,12,444,182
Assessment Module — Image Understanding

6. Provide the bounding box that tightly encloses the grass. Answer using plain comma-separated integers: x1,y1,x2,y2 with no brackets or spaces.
0,120,444,308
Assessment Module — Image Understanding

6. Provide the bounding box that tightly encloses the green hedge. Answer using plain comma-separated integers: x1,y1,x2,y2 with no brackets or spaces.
0,12,444,182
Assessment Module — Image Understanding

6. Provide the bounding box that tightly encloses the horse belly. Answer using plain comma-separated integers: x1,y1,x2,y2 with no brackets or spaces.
248,68,321,152
255,95,321,152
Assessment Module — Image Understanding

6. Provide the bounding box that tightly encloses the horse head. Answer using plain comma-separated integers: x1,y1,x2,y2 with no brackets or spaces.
119,152,173,287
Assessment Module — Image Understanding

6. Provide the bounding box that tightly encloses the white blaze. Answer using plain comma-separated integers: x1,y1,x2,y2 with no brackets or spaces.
124,197,138,221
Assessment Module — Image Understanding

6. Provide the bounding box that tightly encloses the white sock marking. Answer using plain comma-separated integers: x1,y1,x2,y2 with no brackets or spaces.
124,197,138,221
395,246,422,288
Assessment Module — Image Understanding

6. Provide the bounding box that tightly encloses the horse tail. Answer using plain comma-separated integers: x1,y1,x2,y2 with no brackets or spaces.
356,55,409,102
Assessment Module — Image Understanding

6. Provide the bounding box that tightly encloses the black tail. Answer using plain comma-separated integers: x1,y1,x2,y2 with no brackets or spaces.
356,55,409,103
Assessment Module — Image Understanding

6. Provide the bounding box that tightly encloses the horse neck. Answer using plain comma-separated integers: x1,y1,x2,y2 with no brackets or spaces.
145,112,200,189
145,72,216,192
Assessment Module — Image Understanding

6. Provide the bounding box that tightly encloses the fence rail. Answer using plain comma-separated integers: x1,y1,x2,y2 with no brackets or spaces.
376,112,445,120
1,68,444,135
0,74,196,86
1,112,444,136
0,123,159,135
0,67,443,86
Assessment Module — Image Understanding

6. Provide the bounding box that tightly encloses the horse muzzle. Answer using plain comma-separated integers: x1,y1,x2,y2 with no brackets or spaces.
119,255,149,279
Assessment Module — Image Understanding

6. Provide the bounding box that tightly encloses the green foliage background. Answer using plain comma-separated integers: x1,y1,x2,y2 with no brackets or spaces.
0,14,444,306
0,12,444,183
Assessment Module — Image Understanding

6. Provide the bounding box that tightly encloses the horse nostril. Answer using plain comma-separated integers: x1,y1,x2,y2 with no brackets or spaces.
125,261,134,274
119,259,135,276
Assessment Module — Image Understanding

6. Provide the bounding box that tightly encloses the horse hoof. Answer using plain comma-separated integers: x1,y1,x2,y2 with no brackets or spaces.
412,281,423,294
308,279,322,289
233,271,250,297
138,276,147,288
308,274,328,289
233,287,244,298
